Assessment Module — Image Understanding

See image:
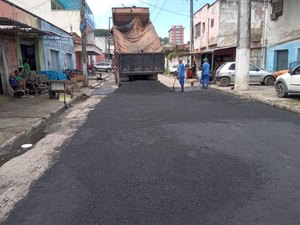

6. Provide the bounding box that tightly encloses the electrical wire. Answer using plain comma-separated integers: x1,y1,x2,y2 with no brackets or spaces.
153,0,168,22
151,0,160,15
137,0,188,17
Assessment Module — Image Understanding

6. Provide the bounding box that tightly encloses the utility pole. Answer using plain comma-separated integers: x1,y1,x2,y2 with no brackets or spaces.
190,0,194,65
107,17,111,62
80,0,88,86
234,0,251,90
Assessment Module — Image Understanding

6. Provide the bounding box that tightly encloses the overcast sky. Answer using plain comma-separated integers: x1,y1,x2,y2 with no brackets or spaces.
86,0,214,42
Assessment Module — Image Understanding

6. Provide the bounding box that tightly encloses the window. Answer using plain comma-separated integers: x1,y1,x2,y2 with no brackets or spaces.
228,63,235,70
270,0,283,20
210,19,214,28
202,22,205,33
250,65,259,71
195,23,201,37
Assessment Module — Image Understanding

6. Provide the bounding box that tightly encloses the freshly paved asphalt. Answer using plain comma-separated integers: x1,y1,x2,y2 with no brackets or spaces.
4,81,300,225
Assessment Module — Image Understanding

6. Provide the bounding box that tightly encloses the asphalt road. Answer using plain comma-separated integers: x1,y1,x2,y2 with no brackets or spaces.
4,81,300,225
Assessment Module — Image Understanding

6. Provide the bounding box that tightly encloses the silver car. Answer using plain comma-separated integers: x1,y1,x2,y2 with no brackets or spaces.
93,62,112,73
215,62,275,87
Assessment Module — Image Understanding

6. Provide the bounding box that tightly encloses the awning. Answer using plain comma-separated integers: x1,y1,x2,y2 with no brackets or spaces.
191,45,236,55
0,17,72,38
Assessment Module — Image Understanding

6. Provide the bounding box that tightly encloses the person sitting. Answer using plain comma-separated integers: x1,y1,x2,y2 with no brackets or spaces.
14,69,28,91
9,72,27,96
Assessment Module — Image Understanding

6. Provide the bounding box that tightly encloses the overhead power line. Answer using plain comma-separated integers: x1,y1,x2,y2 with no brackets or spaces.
153,0,168,22
137,0,189,17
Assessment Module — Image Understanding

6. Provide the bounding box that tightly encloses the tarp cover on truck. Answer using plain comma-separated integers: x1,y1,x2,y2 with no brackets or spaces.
112,16,163,53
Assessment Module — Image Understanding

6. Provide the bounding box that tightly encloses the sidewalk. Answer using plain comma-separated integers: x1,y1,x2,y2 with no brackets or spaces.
158,74,300,114
0,77,102,157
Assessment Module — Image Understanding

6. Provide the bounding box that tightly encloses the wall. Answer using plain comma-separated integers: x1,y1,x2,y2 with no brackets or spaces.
41,20,75,70
0,36,18,95
0,0,39,28
265,0,300,71
219,0,263,47
194,1,219,51
266,0,300,46
266,40,300,71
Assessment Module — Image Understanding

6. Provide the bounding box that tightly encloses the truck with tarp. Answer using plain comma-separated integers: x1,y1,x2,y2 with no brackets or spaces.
111,7,165,85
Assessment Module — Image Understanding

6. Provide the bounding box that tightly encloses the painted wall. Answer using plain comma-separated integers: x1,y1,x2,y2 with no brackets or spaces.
0,36,18,95
265,0,300,46
194,1,220,51
0,1,39,28
264,0,300,71
41,20,75,71
8,0,95,44
194,0,264,50
266,40,300,71
219,0,264,47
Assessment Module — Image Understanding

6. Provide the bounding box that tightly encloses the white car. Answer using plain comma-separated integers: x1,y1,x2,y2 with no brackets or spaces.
275,64,300,98
93,62,112,73
169,64,178,74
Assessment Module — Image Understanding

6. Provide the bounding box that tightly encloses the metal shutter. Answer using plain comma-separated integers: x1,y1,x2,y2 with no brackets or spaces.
276,50,288,71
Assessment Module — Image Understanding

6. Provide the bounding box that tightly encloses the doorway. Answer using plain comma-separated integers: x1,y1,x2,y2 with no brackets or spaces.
276,50,288,70
21,44,36,71
50,50,59,70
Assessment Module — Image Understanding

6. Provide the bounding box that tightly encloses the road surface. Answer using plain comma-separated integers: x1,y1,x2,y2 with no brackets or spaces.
3,80,300,225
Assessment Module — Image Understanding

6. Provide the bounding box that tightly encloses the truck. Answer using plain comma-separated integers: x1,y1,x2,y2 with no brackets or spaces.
111,7,165,86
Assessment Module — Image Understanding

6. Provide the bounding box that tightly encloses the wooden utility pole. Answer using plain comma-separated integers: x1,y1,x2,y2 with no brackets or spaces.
234,0,251,90
80,0,88,86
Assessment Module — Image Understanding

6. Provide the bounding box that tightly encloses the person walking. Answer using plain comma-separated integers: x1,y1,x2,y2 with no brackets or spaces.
178,59,185,92
200,58,210,89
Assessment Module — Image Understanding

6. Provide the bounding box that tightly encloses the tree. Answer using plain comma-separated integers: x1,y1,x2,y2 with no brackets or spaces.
159,37,169,45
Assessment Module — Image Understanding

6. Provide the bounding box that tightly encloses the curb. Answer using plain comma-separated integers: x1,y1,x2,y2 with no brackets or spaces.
208,85,300,115
0,90,85,156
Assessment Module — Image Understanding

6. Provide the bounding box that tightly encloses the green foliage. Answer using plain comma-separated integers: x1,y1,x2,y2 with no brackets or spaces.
95,29,109,37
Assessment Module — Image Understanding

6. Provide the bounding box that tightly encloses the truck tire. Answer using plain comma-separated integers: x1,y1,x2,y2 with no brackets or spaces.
117,72,121,87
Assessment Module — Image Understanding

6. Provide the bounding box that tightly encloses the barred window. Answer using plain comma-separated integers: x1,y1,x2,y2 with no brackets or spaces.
270,0,283,20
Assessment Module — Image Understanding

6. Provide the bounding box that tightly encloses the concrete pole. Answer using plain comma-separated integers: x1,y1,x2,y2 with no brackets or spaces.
234,0,251,90
190,0,194,65
108,17,111,62
80,0,88,86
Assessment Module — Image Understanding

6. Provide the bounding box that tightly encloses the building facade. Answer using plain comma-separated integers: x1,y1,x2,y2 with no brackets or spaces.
0,0,75,95
193,0,265,71
265,0,300,71
8,0,101,69
168,25,184,46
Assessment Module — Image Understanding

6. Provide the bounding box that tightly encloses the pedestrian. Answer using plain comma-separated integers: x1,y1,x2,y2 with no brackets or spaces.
178,59,185,92
191,61,196,78
23,58,31,75
200,58,210,89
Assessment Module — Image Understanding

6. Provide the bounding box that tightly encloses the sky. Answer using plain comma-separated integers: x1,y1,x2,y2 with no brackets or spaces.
86,0,215,42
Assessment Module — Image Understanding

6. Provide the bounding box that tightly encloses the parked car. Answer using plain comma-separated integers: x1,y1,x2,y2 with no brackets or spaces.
215,62,275,87
169,64,178,74
93,62,112,73
197,71,214,81
273,61,300,78
275,64,300,98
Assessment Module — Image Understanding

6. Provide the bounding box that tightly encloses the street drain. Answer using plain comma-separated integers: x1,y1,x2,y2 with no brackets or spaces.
0,126,47,167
